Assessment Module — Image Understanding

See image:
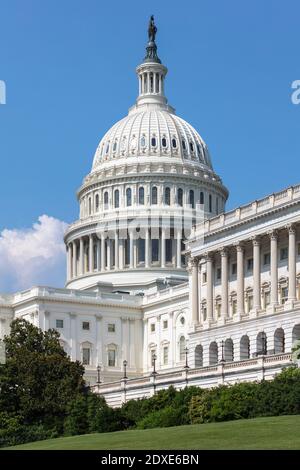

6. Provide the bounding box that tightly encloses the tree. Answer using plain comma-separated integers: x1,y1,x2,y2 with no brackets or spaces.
0,318,86,431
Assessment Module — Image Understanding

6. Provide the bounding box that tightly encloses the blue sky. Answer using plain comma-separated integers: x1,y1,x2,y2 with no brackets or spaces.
0,0,299,290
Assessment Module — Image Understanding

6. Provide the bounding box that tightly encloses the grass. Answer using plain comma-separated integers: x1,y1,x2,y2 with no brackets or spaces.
4,415,300,450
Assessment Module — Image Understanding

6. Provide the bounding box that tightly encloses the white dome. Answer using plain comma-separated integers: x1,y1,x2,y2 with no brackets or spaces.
92,109,213,172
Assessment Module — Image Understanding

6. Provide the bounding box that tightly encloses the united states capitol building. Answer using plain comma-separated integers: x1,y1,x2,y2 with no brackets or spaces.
1,18,300,406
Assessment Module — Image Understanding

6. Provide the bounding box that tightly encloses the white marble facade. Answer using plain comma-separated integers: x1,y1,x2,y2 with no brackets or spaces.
0,26,300,401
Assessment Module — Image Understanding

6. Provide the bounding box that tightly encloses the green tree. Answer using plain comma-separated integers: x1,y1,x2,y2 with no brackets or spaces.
0,318,86,431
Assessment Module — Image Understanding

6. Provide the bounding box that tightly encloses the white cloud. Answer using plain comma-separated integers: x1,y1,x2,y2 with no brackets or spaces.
0,215,68,292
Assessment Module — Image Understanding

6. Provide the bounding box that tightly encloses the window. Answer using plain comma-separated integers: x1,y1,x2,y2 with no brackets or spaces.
108,323,116,333
177,188,183,207
263,253,270,265
151,186,157,205
114,189,120,208
247,258,253,271
216,301,221,317
151,239,159,262
82,348,90,365
151,350,156,366
247,294,253,313
180,317,185,325
165,187,171,205
232,299,237,315
216,197,219,214
166,239,172,263
231,263,237,276
281,286,288,304
104,191,109,210
141,135,146,148
95,194,99,211
126,188,132,206
264,291,271,308
113,140,117,152
138,187,144,205
189,190,195,208
150,323,155,333
105,143,110,154
280,247,288,260
88,198,92,215
138,238,145,263
108,349,116,367
56,319,63,329
182,140,186,151
162,137,167,148
172,138,177,148
151,136,157,147
163,346,169,365
179,336,186,361
202,272,207,283
82,321,90,331
189,142,194,152
200,191,204,205
163,320,168,329
209,194,212,213
216,267,221,280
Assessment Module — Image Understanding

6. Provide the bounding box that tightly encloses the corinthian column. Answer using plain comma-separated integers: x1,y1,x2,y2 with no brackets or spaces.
288,224,297,301
115,231,119,270
176,229,182,269
190,258,199,324
269,231,278,306
80,237,84,275
220,249,228,319
206,254,213,321
145,228,150,268
161,228,166,268
252,237,261,310
89,235,94,272
236,243,245,316
72,241,77,278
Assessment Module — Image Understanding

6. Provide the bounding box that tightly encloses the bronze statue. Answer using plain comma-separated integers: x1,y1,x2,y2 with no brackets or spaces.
148,15,157,43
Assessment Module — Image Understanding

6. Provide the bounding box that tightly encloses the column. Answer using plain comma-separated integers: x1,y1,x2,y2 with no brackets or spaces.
72,241,77,278
107,239,111,270
236,244,245,316
221,249,229,319
161,228,166,268
67,244,72,280
253,237,261,310
101,234,105,271
129,231,134,269
176,230,181,269
43,310,50,331
115,231,119,269
89,235,94,272
206,255,213,321
288,224,297,301
191,258,199,324
80,237,84,275
145,228,150,268
97,239,101,272
119,238,124,270
270,231,278,306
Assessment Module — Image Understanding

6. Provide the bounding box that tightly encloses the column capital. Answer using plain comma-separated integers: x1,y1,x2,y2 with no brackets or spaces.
251,236,261,246
286,223,296,235
268,229,278,240
233,241,245,252
219,247,229,257
69,312,77,319
203,252,214,262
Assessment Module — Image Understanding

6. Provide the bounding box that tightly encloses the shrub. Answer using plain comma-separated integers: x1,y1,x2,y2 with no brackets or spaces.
137,405,184,429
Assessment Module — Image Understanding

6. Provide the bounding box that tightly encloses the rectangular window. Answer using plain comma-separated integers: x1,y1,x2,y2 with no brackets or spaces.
280,247,288,261
151,350,156,366
216,303,221,317
232,299,237,315
231,263,237,276
108,323,116,333
202,272,207,284
82,321,90,330
151,239,159,262
281,287,288,304
163,320,168,329
82,348,90,365
247,258,253,271
263,253,270,266
150,323,155,333
216,267,221,280
56,319,63,329
264,291,270,308
163,347,169,365
247,295,253,312
108,349,116,367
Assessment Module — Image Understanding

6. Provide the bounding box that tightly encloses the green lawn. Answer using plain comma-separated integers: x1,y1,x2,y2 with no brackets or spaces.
4,415,300,450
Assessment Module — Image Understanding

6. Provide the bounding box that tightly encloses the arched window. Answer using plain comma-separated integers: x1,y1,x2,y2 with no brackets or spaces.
126,188,132,207
107,345,117,367
292,324,300,345
172,137,177,148
139,187,144,205
104,191,109,210
200,191,204,205
225,338,234,362
190,142,194,152
240,335,250,360
182,140,186,151
189,190,195,209
209,194,212,213
114,189,119,208
209,342,218,365
95,194,99,211
88,197,92,215
141,135,146,148
274,328,285,353
152,186,158,205
257,332,267,356
151,136,157,147
113,140,117,152
105,143,110,154
81,342,92,366
177,188,183,207
195,345,203,367
165,187,171,205
162,137,167,148
179,336,186,361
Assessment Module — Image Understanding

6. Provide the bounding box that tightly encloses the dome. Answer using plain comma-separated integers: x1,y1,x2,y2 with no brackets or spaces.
92,109,213,173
